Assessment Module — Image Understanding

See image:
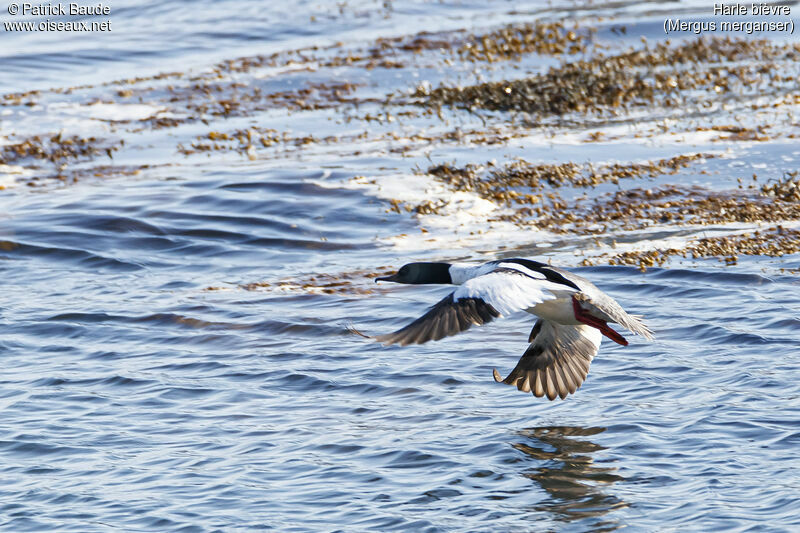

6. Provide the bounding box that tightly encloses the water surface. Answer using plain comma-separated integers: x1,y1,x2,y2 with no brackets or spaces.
1,1,799,531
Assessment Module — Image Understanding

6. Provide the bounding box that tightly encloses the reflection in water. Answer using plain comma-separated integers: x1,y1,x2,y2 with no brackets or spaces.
513,426,626,529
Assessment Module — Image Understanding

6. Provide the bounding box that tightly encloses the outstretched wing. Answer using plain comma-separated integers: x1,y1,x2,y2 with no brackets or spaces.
376,268,575,346
493,319,602,400
375,294,500,346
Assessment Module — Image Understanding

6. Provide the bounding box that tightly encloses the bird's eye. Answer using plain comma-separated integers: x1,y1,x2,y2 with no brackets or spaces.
399,266,409,275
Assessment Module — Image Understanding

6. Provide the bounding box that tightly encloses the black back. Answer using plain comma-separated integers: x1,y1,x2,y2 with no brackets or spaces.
502,258,580,291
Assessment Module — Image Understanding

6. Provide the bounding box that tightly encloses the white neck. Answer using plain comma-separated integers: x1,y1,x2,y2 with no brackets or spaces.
448,262,496,285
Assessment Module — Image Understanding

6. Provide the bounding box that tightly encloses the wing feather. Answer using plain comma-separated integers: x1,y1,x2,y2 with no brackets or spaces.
545,367,558,401
557,363,575,395
534,370,545,397
493,319,602,401
562,359,582,390
375,294,500,346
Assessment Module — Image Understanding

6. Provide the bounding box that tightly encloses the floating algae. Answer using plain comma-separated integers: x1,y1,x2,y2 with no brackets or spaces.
587,226,800,271
415,37,800,119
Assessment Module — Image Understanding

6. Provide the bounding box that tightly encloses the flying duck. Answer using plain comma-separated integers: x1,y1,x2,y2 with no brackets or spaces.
374,258,653,400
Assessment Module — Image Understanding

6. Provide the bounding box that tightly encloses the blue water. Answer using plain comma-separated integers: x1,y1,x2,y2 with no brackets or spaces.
2,1,800,531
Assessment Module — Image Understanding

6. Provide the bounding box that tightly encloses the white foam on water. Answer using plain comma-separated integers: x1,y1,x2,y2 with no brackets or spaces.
311,171,561,253
252,62,323,78
0,101,167,142
0,164,30,188
49,101,165,122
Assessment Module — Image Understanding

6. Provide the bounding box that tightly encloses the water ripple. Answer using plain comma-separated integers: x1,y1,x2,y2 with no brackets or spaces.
1,3,799,531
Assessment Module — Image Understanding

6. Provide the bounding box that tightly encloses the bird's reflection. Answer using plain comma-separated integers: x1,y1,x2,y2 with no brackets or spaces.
513,426,626,529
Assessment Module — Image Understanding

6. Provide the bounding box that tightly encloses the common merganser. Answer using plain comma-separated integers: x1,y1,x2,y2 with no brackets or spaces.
374,258,653,400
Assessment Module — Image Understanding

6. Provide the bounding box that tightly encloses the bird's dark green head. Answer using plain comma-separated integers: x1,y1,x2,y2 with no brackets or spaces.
375,262,452,284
